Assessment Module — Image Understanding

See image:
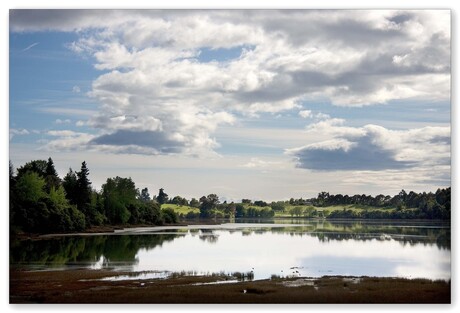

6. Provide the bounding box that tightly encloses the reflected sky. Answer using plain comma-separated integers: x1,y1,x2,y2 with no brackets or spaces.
132,229,450,281
11,221,450,281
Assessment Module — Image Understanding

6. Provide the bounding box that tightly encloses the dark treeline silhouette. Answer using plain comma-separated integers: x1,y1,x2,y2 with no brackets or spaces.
10,158,178,234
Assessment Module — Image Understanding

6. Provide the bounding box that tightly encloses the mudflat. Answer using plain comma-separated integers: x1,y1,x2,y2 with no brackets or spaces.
10,269,450,304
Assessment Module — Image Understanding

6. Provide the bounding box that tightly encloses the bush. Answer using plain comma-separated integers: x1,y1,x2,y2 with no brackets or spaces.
140,202,162,224
162,208,178,224
185,211,199,219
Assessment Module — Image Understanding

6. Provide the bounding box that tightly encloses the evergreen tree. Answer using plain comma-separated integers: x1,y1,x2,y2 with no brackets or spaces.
45,157,58,177
44,157,61,192
63,168,78,205
139,187,151,202
76,161,92,215
157,188,168,205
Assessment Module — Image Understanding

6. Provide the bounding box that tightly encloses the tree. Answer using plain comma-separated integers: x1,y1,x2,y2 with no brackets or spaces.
44,157,61,192
189,198,200,208
76,161,92,213
162,208,178,224
15,171,46,203
62,168,78,205
139,201,162,224
225,202,236,218
157,188,168,205
9,161,17,221
139,187,151,203
199,194,219,218
102,176,138,224
290,206,303,217
45,157,58,177
317,191,330,207
235,203,246,217
304,206,317,218
16,160,47,179
14,172,48,232
271,201,285,212
49,185,70,209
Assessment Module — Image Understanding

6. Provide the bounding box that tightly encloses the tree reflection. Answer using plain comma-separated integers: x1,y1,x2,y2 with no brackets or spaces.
199,229,219,244
10,234,179,269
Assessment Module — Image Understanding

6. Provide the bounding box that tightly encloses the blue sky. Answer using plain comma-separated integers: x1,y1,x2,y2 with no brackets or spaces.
8,10,451,201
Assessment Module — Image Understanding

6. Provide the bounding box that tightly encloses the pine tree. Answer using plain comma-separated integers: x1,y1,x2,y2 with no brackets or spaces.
45,157,58,177
44,157,61,192
157,188,168,205
63,168,78,205
76,161,92,213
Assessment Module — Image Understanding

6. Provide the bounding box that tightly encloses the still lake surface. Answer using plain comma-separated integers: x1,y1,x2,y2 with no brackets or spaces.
11,219,450,281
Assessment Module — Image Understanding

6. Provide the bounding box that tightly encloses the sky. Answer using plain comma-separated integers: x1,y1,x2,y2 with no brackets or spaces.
8,9,451,202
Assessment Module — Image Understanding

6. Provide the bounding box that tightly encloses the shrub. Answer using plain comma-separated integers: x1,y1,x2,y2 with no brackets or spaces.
162,208,178,224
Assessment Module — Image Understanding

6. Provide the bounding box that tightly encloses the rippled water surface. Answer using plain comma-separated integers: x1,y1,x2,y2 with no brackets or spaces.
11,220,450,281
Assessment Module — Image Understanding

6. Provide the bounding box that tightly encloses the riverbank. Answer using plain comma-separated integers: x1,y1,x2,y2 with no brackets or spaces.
11,220,221,240
10,269,450,303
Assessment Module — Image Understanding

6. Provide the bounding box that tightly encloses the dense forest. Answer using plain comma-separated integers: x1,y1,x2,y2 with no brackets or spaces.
9,158,451,234
9,158,178,234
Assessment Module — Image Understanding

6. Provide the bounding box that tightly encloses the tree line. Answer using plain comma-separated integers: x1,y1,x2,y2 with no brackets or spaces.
9,158,451,234
305,189,450,220
9,158,178,234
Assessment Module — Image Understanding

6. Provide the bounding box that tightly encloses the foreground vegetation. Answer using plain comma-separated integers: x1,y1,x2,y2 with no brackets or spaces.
10,269,450,303
10,158,451,235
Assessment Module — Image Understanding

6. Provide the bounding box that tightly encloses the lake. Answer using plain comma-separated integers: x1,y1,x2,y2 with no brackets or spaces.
10,219,451,281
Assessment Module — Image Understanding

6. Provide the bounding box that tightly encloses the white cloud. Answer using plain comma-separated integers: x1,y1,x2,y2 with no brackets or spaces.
21,42,39,52
9,128,30,140
298,110,312,118
11,10,450,156
72,85,81,93
55,118,71,124
43,130,96,151
242,157,283,169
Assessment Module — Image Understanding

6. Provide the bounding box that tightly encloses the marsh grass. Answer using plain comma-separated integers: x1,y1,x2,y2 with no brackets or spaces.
10,270,450,304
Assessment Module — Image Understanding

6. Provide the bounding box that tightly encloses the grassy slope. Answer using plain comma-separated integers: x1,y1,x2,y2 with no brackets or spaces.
161,204,199,215
162,202,407,218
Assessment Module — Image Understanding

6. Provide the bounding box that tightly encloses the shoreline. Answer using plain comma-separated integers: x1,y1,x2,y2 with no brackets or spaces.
10,269,451,303
11,218,450,241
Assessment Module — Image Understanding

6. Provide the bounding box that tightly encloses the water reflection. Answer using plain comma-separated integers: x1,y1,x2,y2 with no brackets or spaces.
10,220,450,281
10,234,178,270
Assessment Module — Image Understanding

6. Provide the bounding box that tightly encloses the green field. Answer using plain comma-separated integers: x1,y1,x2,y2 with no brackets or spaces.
161,204,200,215
162,202,414,219
274,204,398,218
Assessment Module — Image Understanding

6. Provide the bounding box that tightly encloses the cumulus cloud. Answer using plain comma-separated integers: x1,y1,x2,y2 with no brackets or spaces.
11,10,450,155
299,110,332,121
286,120,450,171
43,130,95,151
298,110,312,118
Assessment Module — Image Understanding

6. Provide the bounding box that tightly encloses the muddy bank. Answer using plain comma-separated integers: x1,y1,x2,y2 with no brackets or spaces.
10,269,450,304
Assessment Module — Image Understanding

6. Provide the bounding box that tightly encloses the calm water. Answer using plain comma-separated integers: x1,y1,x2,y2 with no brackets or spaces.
10,220,451,281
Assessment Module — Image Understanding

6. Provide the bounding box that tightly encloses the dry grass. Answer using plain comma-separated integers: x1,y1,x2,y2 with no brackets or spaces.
10,270,450,304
